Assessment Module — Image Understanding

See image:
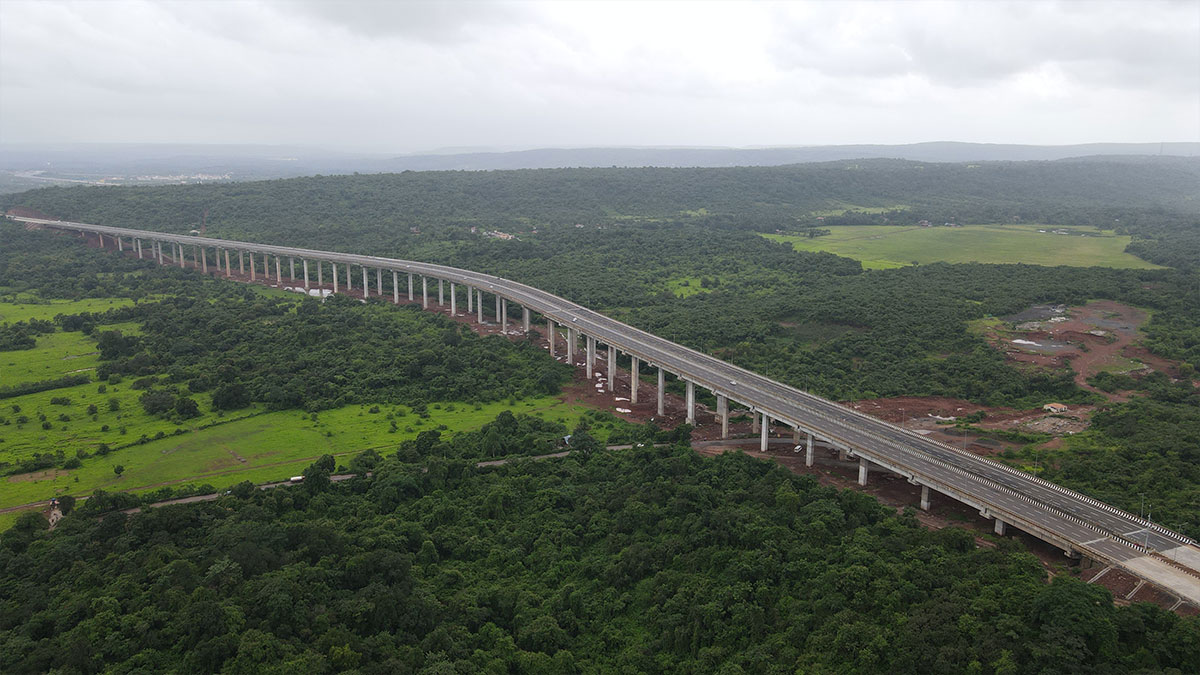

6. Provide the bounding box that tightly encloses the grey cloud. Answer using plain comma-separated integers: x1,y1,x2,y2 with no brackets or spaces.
276,0,530,41
768,1,1199,91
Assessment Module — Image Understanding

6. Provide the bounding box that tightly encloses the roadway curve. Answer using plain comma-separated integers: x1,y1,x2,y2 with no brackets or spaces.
12,215,1200,606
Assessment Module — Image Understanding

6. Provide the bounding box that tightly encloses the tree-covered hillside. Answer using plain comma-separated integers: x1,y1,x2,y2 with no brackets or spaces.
3,445,1197,673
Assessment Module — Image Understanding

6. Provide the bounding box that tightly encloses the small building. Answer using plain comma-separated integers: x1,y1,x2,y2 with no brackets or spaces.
1043,403,1069,414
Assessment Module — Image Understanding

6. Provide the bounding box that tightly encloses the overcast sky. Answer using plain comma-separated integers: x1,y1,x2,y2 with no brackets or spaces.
1,0,1197,152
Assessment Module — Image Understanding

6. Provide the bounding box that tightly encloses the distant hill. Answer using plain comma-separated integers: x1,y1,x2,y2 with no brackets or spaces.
1,142,1196,188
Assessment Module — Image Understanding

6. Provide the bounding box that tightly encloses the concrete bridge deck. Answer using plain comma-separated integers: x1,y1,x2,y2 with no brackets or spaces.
11,214,1200,607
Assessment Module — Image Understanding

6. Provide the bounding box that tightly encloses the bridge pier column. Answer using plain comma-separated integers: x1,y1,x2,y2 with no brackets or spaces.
717,394,728,438
193,246,199,269
994,519,1007,536
760,415,770,451
408,273,414,301
179,244,185,268
305,261,311,291
376,269,382,297
276,256,282,285
422,277,428,308
467,285,473,313
477,290,484,323
920,485,931,511
495,295,501,326
136,239,142,258
501,298,508,331
332,263,339,293
657,367,665,416
630,356,639,403
157,242,165,265
548,321,556,357
97,233,104,248
317,260,323,287
450,283,457,315
238,250,244,275
806,433,814,466
752,410,759,434
567,328,576,363
225,250,232,277
201,249,207,274
523,308,531,333
362,267,369,297
438,279,444,306
346,263,352,291
116,237,123,252
290,257,295,280
838,448,848,461
607,345,616,391
250,253,256,281
685,381,695,425
392,271,398,302
858,457,869,486
586,336,595,378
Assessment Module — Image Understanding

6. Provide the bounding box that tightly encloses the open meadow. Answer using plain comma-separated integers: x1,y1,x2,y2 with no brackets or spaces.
764,224,1163,269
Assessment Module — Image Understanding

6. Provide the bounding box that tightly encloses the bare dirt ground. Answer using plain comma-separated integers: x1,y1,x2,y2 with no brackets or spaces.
8,469,70,483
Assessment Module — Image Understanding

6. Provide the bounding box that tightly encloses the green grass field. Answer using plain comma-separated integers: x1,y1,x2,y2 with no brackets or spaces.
0,396,591,528
0,297,136,323
665,276,712,298
764,225,1162,270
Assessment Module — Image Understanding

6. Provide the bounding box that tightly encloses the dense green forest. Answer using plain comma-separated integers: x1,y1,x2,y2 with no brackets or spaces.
3,445,1198,674
4,157,1198,263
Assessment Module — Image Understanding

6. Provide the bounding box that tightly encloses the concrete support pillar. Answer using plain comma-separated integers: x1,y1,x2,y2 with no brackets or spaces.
752,410,760,433
567,328,576,364
920,485,930,511
392,271,399,303
994,519,1007,536
467,286,473,313
201,248,207,274
98,233,105,248
717,394,728,438
193,246,199,268
586,336,595,378
275,256,282,284
346,263,352,291
136,239,142,258
477,290,484,323
523,308,531,333
838,448,848,461
178,244,185,268
806,433,814,467
495,295,501,325
657,367,665,416
501,298,508,331
607,345,616,392
547,321,556,357
450,283,456,315
317,260,323,287
250,253,256,281
157,242,164,265
238,250,244,275
438,279,444,306
305,260,311,291
332,263,339,293
290,257,295,280
760,415,769,452
630,356,639,404
422,276,428,308
408,273,414,301
117,237,123,252
225,250,231,277
858,457,869,486
685,380,695,425
362,267,369,297
376,269,382,297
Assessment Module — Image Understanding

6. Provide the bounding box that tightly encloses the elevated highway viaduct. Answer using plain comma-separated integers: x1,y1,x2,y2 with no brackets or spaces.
11,215,1200,607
